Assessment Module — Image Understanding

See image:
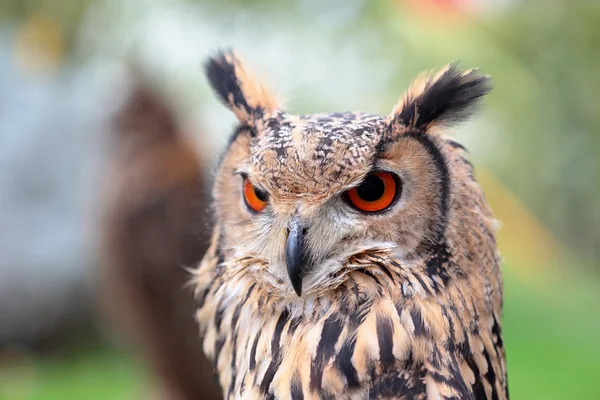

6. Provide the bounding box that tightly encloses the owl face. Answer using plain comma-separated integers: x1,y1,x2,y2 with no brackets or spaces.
207,51,490,298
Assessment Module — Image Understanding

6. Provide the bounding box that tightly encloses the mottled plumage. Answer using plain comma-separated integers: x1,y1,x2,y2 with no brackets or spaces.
194,50,507,399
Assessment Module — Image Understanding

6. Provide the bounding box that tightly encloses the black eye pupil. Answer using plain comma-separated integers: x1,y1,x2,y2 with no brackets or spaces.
357,175,385,202
254,186,269,202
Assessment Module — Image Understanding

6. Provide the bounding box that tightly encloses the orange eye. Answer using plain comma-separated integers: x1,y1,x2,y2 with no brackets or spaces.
345,171,400,213
243,177,269,212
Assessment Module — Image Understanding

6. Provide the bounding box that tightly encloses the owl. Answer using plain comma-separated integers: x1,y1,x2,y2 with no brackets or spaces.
194,50,507,400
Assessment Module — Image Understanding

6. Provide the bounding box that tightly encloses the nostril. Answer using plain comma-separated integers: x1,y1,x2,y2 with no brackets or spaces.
302,227,308,235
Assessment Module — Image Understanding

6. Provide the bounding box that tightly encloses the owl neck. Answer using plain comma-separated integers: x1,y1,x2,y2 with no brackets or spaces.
196,236,460,327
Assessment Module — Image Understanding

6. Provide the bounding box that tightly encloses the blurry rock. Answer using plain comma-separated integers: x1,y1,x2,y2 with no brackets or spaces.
98,71,220,400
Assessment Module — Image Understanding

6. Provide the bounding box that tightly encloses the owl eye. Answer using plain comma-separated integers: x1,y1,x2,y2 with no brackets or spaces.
243,177,269,212
345,171,400,213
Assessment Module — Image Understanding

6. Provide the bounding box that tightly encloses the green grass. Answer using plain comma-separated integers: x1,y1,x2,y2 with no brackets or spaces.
502,268,600,399
1,267,599,400
0,345,145,400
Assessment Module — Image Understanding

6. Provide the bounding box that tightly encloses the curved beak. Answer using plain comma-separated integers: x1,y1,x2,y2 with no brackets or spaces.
285,218,307,297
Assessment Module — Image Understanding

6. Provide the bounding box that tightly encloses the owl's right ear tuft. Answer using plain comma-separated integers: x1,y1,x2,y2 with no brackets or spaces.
205,50,278,125
389,63,492,134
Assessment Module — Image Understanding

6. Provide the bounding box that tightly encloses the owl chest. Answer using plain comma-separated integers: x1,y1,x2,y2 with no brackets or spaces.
204,302,325,399
201,292,432,400
197,265,485,399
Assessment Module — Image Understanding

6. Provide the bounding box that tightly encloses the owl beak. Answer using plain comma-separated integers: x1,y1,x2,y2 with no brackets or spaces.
286,218,307,297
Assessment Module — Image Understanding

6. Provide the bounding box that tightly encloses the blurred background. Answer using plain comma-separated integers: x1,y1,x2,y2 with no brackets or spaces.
0,0,598,399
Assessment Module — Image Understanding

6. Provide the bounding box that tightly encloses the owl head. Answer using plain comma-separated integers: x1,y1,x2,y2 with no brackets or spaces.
205,50,491,298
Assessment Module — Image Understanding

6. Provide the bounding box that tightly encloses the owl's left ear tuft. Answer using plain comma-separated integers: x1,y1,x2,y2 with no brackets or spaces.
205,49,278,124
389,63,492,133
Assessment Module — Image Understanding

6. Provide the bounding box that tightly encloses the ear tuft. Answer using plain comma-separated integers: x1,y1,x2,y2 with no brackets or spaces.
204,50,278,124
390,63,492,132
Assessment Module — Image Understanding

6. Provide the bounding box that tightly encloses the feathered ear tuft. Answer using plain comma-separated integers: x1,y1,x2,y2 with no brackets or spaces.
205,49,278,125
390,63,492,132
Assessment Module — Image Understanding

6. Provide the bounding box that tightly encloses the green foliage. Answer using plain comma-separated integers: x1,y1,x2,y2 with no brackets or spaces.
503,269,600,399
0,346,145,400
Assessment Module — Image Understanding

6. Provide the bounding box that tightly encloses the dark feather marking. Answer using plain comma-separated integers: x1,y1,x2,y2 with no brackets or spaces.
403,132,451,249
447,139,468,152
257,294,264,309
212,369,223,394
212,337,225,369
394,302,404,323
457,333,471,355
376,316,395,369
249,333,260,371
227,301,244,396
244,283,257,302
490,316,507,398
402,347,414,369
335,337,360,388
216,244,225,266
412,367,428,395
412,273,431,295
216,124,255,169
429,370,453,384
388,259,403,272
260,357,282,396
223,124,255,166
338,285,351,315
368,373,408,399
258,311,289,396
464,353,488,399
231,302,243,333
288,316,303,337
482,348,499,400
425,243,452,285
429,369,471,399
356,268,382,287
272,310,289,354
442,307,457,352
376,262,395,282
265,116,281,132
319,392,336,400
239,371,247,394
230,124,254,145
461,156,474,170
351,281,360,300
228,348,238,396
492,315,504,350
411,308,426,336
196,286,210,309
436,352,471,395
349,300,372,330
291,375,304,400
310,314,344,391
214,306,225,333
